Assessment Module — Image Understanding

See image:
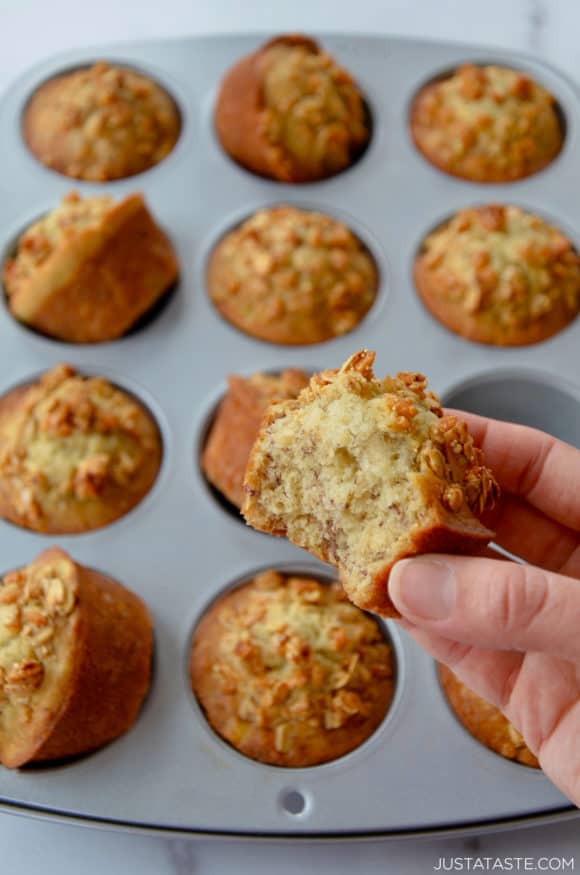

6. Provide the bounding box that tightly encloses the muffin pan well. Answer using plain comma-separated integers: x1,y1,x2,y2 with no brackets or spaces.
0,34,578,838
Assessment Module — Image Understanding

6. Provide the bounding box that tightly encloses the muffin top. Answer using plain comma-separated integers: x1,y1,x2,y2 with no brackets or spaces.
411,64,562,182
439,665,538,767
208,206,377,345
4,191,113,292
0,549,79,747
23,62,180,181
190,570,394,767
0,364,161,533
415,204,580,346
259,36,369,181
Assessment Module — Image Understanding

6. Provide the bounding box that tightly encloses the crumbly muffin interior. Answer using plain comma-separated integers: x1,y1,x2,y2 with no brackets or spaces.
209,206,377,344
262,42,368,177
0,551,79,755
419,205,580,332
243,351,497,609
4,192,112,292
191,570,394,767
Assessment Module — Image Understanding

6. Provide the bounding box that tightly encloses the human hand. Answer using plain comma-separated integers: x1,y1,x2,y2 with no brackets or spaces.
388,413,580,806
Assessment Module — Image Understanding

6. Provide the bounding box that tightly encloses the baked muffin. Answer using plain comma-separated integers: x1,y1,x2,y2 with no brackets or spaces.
190,569,394,767
243,351,498,617
215,34,369,183
439,665,538,768
3,191,179,343
201,369,309,509
410,63,562,182
0,364,162,534
414,204,580,346
23,62,180,182
0,547,152,768
208,206,378,345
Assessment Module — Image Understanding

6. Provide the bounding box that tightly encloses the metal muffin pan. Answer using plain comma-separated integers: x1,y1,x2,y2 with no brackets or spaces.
0,33,578,839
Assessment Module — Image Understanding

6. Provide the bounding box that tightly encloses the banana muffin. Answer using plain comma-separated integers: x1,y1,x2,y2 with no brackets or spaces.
439,665,538,768
410,63,562,183
243,351,498,617
202,369,309,509
0,547,152,768
208,206,378,345
23,62,180,182
190,569,394,767
0,364,162,534
414,204,580,346
215,34,369,183
3,191,178,343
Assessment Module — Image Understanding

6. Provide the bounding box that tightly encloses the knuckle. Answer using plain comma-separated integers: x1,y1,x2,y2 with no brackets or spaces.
486,564,549,638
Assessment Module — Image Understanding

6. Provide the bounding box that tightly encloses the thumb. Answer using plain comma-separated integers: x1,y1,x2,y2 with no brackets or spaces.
388,555,580,661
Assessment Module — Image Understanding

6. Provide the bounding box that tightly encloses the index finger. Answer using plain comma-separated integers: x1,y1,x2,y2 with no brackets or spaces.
446,410,580,533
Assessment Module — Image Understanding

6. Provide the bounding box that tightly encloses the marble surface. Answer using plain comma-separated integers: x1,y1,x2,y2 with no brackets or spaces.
0,0,579,871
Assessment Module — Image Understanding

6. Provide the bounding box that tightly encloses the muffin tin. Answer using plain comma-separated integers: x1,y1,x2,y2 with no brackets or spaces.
0,33,578,839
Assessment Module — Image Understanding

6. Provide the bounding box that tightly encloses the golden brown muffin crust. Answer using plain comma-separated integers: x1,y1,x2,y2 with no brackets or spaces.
243,351,498,617
208,206,378,345
0,547,152,767
3,191,179,343
410,64,562,183
214,34,369,183
201,369,309,508
0,364,162,534
23,62,180,182
415,204,580,346
190,570,394,767
439,665,539,768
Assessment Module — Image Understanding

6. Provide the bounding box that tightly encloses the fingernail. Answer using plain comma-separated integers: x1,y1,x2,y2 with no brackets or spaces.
390,558,456,620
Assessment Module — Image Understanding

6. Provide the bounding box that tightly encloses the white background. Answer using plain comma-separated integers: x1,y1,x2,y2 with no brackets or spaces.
0,0,579,871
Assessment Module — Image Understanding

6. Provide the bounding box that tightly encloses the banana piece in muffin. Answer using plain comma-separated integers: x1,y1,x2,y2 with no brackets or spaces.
0,547,152,768
410,63,562,183
24,61,180,181
202,369,309,508
439,665,539,767
414,204,580,346
0,364,162,534
215,34,369,182
3,191,178,343
243,351,498,617
190,569,394,767
208,205,378,345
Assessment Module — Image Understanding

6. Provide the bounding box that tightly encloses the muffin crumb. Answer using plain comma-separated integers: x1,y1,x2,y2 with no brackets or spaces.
243,351,498,616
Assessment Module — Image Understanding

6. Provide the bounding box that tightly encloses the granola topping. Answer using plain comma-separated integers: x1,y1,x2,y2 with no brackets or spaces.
3,192,112,293
412,64,562,182
25,62,180,182
0,364,160,529
0,552,78,711
209,206,377,345
418,205,580,339
191,570,394,766
261,40,369,180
